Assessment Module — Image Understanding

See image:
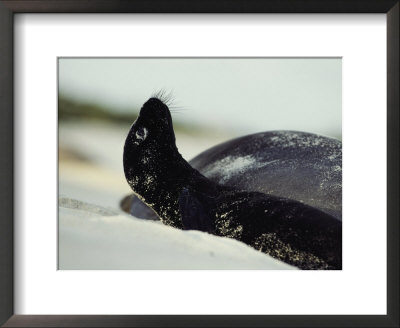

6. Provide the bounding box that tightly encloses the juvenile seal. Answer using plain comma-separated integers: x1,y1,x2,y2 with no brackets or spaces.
123,98,342,270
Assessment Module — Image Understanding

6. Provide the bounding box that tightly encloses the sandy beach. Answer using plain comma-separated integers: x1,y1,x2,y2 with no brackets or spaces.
58,121,296,270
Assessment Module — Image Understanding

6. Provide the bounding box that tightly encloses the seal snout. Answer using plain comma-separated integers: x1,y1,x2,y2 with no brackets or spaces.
141,97,169,115
136,97,176,143
146,97,166,106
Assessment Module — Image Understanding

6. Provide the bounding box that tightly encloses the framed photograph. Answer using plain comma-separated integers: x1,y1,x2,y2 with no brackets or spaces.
1,1,398,327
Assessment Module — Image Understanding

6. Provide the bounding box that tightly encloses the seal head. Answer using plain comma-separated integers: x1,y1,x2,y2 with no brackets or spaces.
123,97,213,228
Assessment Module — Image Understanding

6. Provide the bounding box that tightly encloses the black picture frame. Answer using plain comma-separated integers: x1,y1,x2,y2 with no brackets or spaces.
0,1,398,327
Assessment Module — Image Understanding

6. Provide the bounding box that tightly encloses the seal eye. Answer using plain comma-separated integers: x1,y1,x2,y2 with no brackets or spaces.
135,127,148,141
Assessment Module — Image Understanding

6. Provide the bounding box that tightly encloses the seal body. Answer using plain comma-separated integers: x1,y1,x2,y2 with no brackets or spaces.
124,131,342,222
123,97,342,270
190,131,342,221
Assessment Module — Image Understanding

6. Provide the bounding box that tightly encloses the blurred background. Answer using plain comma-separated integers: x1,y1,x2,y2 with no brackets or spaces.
58,58,341,210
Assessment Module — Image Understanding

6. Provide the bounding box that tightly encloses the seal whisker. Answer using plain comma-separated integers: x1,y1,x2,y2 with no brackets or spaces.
151,89,175,107
169,107,188,112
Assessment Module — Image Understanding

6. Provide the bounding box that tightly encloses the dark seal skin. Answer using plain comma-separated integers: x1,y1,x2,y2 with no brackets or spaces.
122,130,342,222
123,98,342,270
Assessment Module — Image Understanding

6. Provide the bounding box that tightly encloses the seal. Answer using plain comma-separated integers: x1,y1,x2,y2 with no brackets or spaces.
123,97,342,270
122,130,342,222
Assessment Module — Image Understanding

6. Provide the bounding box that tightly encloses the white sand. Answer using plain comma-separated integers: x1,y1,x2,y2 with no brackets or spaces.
58,122,296,270
59,197,295,270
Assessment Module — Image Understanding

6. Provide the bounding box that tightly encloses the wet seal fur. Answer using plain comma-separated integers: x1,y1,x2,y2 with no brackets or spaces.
123,98,342,270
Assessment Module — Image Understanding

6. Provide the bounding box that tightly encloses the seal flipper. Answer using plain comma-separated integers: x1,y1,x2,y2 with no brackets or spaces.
120,194,159,220
179,187,215,233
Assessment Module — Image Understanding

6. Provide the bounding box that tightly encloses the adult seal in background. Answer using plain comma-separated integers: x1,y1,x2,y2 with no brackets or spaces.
123,97,342,270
